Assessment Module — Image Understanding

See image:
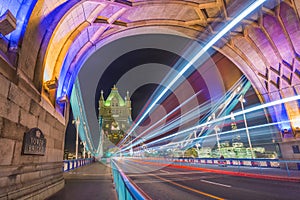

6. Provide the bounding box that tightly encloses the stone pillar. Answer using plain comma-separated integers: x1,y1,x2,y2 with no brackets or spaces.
279,138,300,170
0,62,66,199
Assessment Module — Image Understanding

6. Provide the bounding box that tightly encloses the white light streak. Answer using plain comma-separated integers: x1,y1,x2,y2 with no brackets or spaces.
122,95,300,152
123,0,267,141
122,91,202,147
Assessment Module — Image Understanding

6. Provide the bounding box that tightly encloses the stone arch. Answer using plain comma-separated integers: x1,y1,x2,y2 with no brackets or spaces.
27,0,225,104
1,1,300,199
217,1,300,133
15,0,299,135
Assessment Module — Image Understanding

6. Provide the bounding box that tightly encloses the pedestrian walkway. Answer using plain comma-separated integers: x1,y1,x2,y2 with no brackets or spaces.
48,162,117,200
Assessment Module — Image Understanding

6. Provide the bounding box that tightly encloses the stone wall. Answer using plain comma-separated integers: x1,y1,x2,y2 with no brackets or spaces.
280,138,300,160
279,138,300,170
0,57,66,199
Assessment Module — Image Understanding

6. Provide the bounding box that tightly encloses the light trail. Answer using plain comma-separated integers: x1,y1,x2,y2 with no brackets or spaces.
122,0,267,143
122,101,211,151
120,95,300,153
121,90,203,147
147,115,289,151
148,108,294,149
136,118,288,153
120,77,248,152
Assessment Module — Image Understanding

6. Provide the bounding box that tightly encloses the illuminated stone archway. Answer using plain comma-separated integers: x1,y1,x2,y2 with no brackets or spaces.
36,0,300,138
1,0,300,199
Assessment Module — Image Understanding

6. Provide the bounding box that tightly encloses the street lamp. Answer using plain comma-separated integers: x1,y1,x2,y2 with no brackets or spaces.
195,142,201,158
239,95,254,159
81,141,86,159
214,126,221,156
72,117,80,159
83,124,88,159
212,113,221,156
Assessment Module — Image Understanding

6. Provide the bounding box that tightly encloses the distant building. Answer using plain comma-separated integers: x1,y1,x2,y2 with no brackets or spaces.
98,85,132,145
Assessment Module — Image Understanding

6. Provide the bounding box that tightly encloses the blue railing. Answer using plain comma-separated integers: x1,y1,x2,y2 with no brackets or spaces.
111,159,149,200
128,157,300,178
169,157,282,168
63,158,94,172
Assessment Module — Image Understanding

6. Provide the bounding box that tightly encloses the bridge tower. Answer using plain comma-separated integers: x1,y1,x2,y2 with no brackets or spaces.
98,85,132,150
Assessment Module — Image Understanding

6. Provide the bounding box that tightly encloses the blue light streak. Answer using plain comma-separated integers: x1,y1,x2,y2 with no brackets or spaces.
141,118,289,151
120,77,248,152
121,94,300,153
122,100,212,151
123,0,267,141
121,90,203,147
120,76,248,152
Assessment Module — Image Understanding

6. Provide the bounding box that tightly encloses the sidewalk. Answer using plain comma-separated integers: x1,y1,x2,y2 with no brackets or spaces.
48,162,117,200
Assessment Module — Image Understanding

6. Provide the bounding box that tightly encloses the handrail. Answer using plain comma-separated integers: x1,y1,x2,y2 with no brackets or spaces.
111,159,151,200
128,157,300,179
130,157,300,169
63,158,94,172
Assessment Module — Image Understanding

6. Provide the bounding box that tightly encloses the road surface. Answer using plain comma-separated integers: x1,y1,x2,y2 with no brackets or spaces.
116,159,300,200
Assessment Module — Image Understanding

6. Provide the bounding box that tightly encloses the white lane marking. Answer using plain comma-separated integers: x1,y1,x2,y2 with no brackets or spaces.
160,170,170,173
201,180,231,188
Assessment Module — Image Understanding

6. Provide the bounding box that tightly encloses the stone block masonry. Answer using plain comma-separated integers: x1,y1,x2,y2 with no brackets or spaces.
0,65,66,199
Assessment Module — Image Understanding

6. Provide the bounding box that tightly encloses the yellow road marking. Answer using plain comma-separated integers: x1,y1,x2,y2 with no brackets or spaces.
151,173,225,200
119,159,225,199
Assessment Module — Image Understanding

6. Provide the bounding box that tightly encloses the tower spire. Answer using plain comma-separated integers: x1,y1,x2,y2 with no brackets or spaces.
126,91,130,100
100,90,104,101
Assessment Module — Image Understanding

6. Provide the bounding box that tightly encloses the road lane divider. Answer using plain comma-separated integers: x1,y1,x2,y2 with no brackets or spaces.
201,180,231,188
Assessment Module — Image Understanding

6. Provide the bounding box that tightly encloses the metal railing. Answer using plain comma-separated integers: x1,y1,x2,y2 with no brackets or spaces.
111,159,150,200
130,157,300,179
63,158,94,172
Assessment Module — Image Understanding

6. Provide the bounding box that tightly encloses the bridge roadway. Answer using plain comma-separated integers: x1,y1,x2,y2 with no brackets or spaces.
116,159,300,200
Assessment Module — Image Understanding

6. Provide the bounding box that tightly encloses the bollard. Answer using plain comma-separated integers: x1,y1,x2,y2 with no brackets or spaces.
259,161,263,175
285,161,291,176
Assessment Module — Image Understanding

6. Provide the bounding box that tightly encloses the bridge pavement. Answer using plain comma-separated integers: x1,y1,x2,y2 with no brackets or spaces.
117,159,300,200
47,162,117,200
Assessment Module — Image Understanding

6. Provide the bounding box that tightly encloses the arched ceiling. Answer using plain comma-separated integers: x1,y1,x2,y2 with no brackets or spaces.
0,0,300,130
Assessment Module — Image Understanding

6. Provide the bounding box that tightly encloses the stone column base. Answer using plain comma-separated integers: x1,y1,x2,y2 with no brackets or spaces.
279,138,300,170
0,177,64,200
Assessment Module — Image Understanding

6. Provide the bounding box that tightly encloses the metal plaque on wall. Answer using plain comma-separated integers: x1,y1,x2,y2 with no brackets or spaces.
22,128,46,155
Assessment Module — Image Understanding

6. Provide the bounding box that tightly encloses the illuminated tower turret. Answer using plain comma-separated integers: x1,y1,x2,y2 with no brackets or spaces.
99,90,105,107
125,91,132,119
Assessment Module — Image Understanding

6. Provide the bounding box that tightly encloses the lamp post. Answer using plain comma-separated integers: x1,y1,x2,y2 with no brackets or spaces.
82,141,86,159
239,95,254,159
195,143,201,158
214,126,221,156
72,117,80,159
212,113,221,156
83,124,88,159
